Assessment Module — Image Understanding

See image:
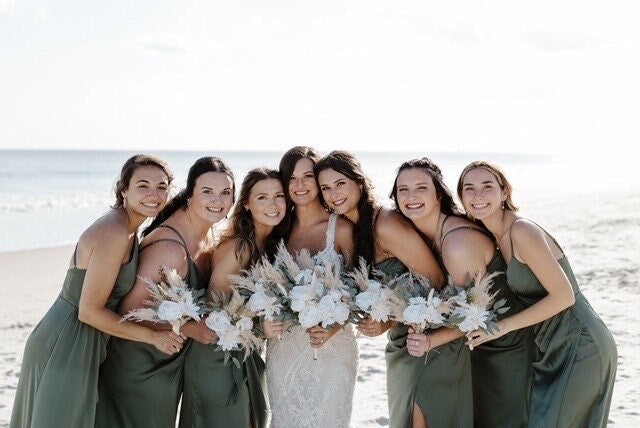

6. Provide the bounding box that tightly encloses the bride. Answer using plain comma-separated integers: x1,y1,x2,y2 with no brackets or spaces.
263,146,357,428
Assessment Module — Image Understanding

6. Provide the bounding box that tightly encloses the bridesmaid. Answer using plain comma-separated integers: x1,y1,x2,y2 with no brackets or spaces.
264,146,357,428
96,157,231,427
314,151,456,428
10,155,181,428
179,167,284,428
460,161,617,428
391,158,535,427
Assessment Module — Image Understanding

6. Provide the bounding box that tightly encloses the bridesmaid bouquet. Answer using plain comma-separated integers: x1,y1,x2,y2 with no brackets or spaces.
121,266,205,334
444,272,509,334
346,258,396,323
229,251,296,323
205,289,264,367
390,273,453,332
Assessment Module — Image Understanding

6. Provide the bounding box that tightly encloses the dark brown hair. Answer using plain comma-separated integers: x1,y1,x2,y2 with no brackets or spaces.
143,156,234,236
390,157,463,217
315,151,376,265
277,146,322,242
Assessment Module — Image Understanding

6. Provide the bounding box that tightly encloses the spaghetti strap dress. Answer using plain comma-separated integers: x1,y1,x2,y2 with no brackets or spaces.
505,220,616,428
439,221,535,428
382,257,473,428
95,225,207,428
179,308,269,426
10,237,139,428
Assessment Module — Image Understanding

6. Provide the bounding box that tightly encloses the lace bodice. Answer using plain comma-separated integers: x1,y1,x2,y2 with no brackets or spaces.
266,213,358,428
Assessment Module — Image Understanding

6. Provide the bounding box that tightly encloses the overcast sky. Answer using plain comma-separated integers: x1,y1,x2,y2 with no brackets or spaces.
1,0,639,157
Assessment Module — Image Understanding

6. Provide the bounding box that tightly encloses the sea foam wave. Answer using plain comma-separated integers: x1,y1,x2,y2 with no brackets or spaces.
0,193,112,214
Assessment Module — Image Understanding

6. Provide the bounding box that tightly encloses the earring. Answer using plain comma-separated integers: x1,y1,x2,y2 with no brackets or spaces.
501,201,505,209
122,195,128,208
187,198,191,207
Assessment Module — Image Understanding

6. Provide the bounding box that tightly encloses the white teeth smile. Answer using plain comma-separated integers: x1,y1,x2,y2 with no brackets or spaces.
332,198,346,206
405,203,423,209
472,203,489,209
142,202,160,208
207,207,223,212
294,191,309,196
265,212,280,217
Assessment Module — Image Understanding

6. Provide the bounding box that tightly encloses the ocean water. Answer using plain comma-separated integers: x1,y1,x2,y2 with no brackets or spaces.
1,149,637,253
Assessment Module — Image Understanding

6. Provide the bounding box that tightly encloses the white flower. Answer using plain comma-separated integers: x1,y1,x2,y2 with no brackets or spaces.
157,301,184,321
456,304,490,332
299,305,322,328
217,329,241,351
247,284,281,321
236,317,254,331
290,285,316,312
205,311,232,332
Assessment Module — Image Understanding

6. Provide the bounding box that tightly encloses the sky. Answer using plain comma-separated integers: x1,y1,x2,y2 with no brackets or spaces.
1,0,639,157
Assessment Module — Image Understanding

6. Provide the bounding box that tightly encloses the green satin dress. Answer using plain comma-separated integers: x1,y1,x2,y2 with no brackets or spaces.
179,318,269,428
96,226,206,428
506,222,616,428
10,238,139,428
470,251,535,428
382,257,473,428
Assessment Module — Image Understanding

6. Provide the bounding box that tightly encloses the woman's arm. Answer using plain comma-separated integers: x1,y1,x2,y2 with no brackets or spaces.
376,210,445,284
408,230,491,357
467,220,575,348
77,223,184,355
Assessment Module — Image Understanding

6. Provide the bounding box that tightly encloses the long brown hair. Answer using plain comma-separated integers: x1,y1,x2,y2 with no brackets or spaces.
223,168,287,264
277,146,322,243
315,151,376,265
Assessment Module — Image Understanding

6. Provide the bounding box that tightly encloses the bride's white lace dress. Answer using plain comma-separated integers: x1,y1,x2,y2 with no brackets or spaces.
265,214,359,428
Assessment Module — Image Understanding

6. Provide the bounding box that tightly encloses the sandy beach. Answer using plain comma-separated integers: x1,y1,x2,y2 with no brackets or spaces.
1,213,639,428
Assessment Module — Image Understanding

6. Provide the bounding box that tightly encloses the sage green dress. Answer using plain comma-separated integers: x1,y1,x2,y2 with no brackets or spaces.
506,221,616,428
10,238,139,428
179,320,269,428
470,251,534,428
96,225,206,428
437,222,535,428
382,257,473,428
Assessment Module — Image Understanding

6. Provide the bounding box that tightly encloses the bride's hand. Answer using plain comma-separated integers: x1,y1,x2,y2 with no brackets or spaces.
263,320,285,339
357,317,393,337
308,325,341,348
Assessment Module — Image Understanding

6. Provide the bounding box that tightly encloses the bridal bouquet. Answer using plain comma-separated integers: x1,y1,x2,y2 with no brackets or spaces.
390,273,453,332
277,242,353,359
444,272,509,334
346,258,395,323
229,251,296,323
205,289,264,367
121,266,205,334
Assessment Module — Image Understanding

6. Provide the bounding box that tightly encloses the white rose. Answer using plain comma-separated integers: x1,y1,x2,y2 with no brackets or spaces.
205,311,232,332
157,301,184,321
236,317,254,331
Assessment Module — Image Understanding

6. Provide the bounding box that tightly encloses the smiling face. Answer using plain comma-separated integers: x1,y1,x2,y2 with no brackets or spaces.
188,171,235,225
460,167,506,220
317,168,361,216
288,157,319,207
122,165,170,218
395,168,441,221
245,178,287,228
